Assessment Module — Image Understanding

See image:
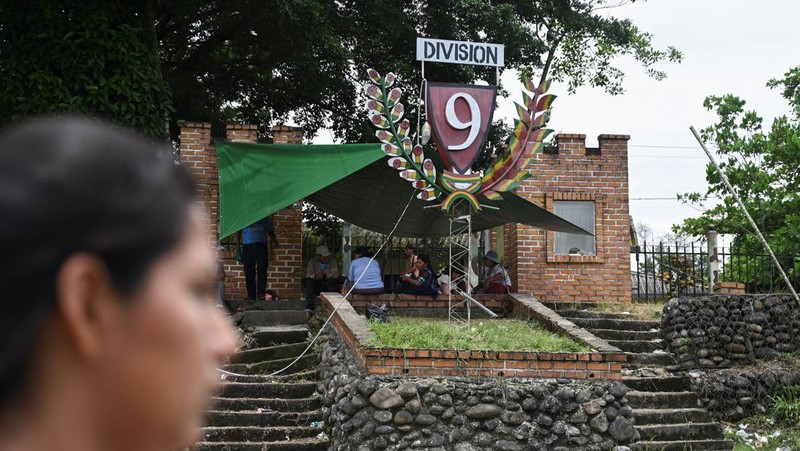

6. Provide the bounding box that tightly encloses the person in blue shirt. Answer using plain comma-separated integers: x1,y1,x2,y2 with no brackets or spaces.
239,216,279,300
344,246,385,295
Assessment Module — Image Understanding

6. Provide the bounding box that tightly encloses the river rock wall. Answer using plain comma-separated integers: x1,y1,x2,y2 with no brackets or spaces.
318,329,637,451
690,359,800,421
661,294,799,369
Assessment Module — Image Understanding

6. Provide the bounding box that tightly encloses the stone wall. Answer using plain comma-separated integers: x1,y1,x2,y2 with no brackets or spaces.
503,133,631,303
661,294,799,369
318,330,638,451
690,359,800,421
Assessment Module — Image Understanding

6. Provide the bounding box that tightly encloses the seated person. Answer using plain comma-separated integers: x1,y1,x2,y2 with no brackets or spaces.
343,246,385,295
402,243,419,278
473,251,512,295
304,245,339,312
437,266,467,295
397,254,438,296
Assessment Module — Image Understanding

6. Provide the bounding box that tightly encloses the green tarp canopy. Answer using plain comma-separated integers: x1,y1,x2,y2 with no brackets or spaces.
217,141,590,239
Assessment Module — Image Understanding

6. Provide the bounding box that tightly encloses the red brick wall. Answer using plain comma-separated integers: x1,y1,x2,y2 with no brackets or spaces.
504,134,631,303
178,123,304,300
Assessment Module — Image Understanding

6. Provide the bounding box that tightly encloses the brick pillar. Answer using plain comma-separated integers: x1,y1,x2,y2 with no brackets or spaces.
178,122,216,247
267,126,304,300
220,125,259,300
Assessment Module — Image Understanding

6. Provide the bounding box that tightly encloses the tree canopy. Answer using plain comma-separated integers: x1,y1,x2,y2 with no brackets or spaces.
1,0,681,142
674,66,800,265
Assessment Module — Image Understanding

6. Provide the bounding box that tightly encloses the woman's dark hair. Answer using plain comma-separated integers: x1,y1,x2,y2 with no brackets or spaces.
404,243,414,251
353,246,372,259
0,117,197,408
417,254,430,265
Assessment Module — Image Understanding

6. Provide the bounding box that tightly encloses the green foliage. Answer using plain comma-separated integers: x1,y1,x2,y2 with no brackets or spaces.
1,0,680,145
0,1,173,138
367,317,590,352
673,65,800,289
771,385,800,423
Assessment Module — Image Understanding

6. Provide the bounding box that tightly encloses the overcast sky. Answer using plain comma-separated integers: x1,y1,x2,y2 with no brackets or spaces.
315,1,800,242
501,0,800,241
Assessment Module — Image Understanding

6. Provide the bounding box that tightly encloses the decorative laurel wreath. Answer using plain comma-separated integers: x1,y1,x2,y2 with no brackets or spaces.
364,69,556,212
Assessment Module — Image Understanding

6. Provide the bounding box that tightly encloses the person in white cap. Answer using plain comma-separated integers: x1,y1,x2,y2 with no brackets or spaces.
304,245,340,312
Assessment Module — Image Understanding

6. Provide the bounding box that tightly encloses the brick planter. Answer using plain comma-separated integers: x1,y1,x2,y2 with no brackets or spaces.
320,292,626,380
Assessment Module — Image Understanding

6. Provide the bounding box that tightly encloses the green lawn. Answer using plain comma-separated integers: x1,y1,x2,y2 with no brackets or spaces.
367,317,590,352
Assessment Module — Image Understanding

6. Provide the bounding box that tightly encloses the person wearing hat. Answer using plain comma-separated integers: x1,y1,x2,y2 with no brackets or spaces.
304,245,340,312
473,250,512,295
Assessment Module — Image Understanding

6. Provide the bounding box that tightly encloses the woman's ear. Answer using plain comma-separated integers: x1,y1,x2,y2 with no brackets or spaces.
55,254,120,361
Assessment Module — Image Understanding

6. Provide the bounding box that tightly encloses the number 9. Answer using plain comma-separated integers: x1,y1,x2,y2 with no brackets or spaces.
445,92,481,151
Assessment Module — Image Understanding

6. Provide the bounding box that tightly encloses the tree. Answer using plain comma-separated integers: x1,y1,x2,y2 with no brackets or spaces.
0,1,173,138
1,1,681,143
674,65,800,285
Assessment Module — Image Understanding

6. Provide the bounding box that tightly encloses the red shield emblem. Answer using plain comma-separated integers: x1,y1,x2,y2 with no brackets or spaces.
426,82,497,173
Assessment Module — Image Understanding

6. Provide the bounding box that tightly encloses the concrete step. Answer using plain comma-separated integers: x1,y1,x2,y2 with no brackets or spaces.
231,342,310,364
631,439,734,451
223,353,319,376
591,329,660,341
632,408,712,425
242,310,308,328
221,369,319,384
210,396,321,412
218,382,317,399
205,410,323,427
202,426,319,442
622,376,688,392
570,317,660,331
194,439,329,451
251,326,309,346
557,309,637,320
228,300,308,311
636,422,725,441
541,301,605,311
627,391,699,409
625,352,676,367
608,339,664,353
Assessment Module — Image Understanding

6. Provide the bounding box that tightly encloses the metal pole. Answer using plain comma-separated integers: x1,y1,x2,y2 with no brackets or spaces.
342,222,352,275
707,229,718,294
690,126,799,302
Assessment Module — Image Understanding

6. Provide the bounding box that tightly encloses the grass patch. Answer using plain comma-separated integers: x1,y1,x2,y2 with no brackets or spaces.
589,300,665,320
367,317,590,352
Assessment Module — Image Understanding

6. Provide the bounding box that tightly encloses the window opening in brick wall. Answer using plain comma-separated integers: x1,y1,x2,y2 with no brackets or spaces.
553,200,596,255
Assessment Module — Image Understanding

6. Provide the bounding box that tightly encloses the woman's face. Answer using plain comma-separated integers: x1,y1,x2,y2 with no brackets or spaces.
415,259,428,271
483,258,493,268
93,209,237,449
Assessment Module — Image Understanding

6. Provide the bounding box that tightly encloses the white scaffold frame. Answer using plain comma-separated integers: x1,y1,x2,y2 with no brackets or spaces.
447,212,498,326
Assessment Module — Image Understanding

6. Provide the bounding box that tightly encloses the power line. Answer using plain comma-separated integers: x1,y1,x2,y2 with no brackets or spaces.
630,196,720,201
629,144,702,150
629,155,707,159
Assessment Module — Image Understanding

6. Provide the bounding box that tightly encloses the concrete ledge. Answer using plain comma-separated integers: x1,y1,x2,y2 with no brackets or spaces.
509,293,623,354
320,292,625,380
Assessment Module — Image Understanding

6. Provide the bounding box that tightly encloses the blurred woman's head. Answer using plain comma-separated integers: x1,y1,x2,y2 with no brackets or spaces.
0,117,236,450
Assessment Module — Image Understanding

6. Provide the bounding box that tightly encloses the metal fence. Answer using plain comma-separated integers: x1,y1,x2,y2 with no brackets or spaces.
304,225,480,293
631,242,799,300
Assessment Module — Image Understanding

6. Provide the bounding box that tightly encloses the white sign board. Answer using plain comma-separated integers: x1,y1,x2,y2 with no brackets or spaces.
416,37,504,67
